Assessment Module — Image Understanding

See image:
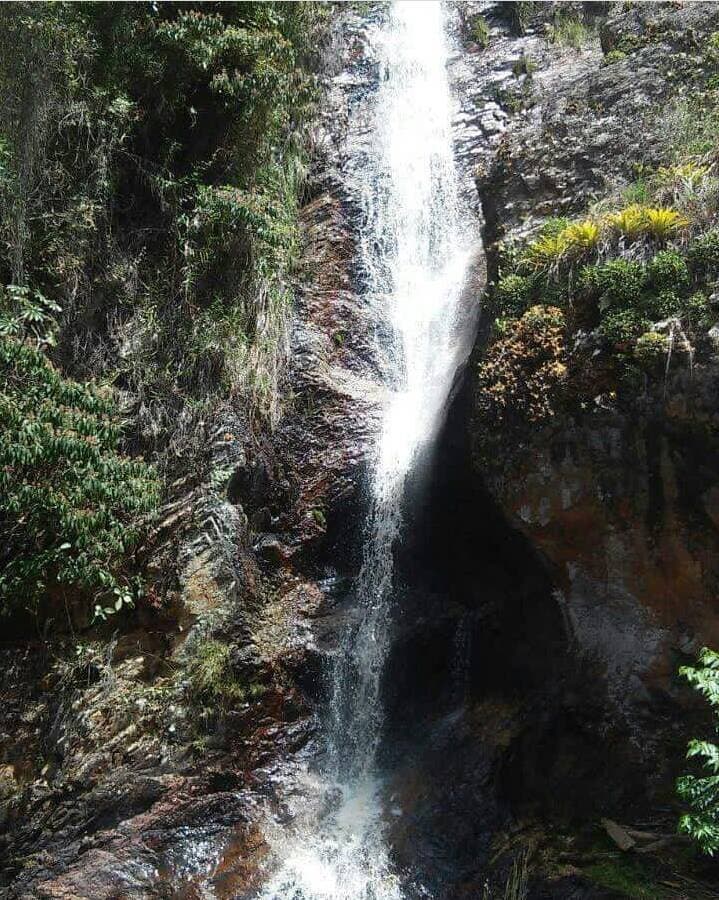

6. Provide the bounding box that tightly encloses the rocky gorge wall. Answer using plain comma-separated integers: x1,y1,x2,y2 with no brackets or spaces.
4,3,719,899
445,0,719,883
0,7,392,897
467,0,719,797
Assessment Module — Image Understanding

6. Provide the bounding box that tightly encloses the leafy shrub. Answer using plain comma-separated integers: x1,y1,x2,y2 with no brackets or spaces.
579,260,646,311
677,647,719,856
597,308,650,347
493,274,533,318
475,305,567,430
688,229,719,277
603,49,627,65
634,331,668,369
647,250,690,290
686,291,714,329
0,324,159,616
641,289,683,321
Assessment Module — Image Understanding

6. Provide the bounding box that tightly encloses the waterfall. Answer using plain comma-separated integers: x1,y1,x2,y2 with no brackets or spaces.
328,0,476,781
259,3,477,896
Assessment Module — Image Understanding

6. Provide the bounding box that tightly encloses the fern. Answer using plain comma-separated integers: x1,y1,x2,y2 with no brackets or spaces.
677,648,719,855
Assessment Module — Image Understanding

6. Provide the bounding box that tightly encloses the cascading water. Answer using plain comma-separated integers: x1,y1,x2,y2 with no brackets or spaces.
259,3,478,896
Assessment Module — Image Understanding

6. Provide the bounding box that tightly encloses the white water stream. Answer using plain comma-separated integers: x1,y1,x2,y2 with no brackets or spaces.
259,4,477,896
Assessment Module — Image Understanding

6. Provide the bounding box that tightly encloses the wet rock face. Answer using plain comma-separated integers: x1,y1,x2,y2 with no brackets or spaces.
465,0,719,812
0,9,391,897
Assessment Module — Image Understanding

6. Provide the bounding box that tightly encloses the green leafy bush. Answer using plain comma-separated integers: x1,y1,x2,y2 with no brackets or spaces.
647,250,690,290
597,308,650,346
0,326,159,616
677,647,719,856
686,291,714,329
634,331,668,370
688,229,719,278
580,260,646,311
0,2,322,446
641,289,683,321
493,274,533,318
603,49,627,65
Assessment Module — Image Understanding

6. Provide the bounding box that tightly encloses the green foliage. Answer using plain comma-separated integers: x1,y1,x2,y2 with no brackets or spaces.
688,229,719,278
597,308,650,347
522,220,600,275
677,647,719,856
686,291,714,329
0,2,322,453
604,204,648,241
641,289,683,321
579,260,646,311
493,274,533,318
548,13,590,50
186,638,245,725
621,179,651,205
0,2,324,623
310,507,327,528
644,207,690,241
634,331,668,369
647,250,690,290
586,855,662,899
510,1,535,36
666,98,719,160
540,217,571,238
512,53,536,78
0,285,60,345
522,232,568,273
475,305,567,434
563,220,601,252
603,49,627,65
0,291,159,615
470,14,491,48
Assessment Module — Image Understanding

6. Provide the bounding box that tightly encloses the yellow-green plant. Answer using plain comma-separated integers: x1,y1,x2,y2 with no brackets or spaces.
654,162,710,191
522,220,600,273
563,220,601,252
522,231,569,272
603,204,647,240
643,206,690,241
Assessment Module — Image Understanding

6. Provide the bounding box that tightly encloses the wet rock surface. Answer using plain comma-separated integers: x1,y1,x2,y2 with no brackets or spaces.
0,7,389,897
5,3,719,899
459,0,719,879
